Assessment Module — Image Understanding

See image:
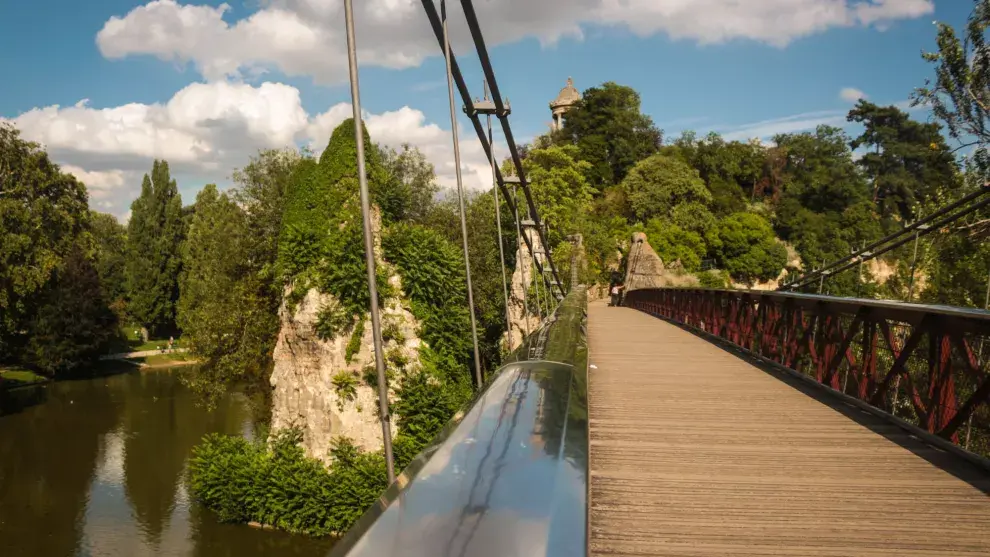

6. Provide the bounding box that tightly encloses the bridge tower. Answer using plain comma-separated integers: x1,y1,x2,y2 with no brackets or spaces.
549,77,580,131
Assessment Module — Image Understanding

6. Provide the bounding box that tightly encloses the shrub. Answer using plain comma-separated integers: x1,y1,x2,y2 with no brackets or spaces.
392,350,473,446
386,348,409,371
382,319,405,345
315,300,352,341
332,371,358,409
345,318,365,363
188,430,390,536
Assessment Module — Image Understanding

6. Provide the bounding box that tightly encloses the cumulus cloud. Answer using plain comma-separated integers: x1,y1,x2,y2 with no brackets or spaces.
6,81,495,216
96,0,934,84
840,87,868,103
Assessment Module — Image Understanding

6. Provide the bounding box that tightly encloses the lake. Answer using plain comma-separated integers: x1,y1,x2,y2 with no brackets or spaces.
0,368,337,556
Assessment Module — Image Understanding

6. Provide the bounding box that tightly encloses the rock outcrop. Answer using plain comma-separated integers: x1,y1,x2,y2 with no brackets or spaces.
505,228,544,351
624,232,700,291
269,210,421,464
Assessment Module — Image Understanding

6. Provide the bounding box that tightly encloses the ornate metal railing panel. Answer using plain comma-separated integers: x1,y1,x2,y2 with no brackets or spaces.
624,288,990,459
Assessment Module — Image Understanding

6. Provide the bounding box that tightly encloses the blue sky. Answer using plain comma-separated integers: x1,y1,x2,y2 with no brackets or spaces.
0,0,973,218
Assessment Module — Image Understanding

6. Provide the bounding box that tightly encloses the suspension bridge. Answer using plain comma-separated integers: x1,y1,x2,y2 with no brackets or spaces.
328,1,990,555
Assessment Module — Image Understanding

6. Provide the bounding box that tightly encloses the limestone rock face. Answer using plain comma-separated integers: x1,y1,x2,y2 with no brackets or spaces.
506,228,544,351
269,207,421,464
269,285,420,464
624,232,700,291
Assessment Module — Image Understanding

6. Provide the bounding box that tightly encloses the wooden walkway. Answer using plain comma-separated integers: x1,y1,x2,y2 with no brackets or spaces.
587,302,990,556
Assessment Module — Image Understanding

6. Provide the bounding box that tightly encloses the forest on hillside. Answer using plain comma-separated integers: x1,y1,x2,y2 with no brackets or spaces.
2,4,990,536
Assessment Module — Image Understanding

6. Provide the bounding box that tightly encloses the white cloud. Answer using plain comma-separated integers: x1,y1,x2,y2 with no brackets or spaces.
96,0,934,84
840,87,868,103
59,165,128,200
6,81,494,216
717,95,929,142
719,109,849,141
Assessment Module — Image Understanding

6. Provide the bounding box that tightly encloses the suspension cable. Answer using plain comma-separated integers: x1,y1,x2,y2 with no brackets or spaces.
416,0,563,299
486,79,512,351
441,0,483,388
781,184,989,291
793,194,990,292
342,0,394,483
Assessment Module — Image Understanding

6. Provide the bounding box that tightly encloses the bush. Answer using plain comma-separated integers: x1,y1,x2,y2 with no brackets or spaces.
345,318,365,363
393,357,473,446
315,300,352,341
382,319,405,345
188,430,389,536
698,270,730,289
332,371,358,409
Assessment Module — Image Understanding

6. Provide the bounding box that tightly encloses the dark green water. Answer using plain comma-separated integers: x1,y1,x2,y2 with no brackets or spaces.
0,369,336,557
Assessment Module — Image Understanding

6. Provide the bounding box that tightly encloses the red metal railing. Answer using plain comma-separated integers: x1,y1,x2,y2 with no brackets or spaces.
624,288,990,457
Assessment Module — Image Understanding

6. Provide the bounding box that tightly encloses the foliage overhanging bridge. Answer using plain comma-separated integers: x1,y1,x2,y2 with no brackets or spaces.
325,1,990,555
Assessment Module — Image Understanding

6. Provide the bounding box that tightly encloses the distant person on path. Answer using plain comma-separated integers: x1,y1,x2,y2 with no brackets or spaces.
610,283,623,307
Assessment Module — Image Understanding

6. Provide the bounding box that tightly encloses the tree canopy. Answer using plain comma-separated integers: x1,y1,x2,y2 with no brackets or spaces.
126,160,184,337
848,99,960,222
559,82,663,189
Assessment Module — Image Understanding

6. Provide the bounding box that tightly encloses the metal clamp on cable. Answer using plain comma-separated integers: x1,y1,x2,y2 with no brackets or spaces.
465,98,497,117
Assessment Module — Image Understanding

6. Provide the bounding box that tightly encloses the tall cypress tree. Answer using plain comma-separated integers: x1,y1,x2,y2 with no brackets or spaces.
126,160,183,337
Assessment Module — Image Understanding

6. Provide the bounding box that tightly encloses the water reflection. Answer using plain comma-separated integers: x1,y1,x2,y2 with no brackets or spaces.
0,369,336,557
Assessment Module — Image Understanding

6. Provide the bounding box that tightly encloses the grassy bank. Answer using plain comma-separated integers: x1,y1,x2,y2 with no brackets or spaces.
0,367,49,389
126,352,197,368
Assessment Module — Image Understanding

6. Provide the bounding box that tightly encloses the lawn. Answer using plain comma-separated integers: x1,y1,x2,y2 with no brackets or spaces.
107,323,182,354
0,367,48,389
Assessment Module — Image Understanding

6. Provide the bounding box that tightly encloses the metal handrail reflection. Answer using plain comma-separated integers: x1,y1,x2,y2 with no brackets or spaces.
328,287,589,557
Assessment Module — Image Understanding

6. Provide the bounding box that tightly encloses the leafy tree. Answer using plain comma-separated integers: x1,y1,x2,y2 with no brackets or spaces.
666,131,765,208
774,126,869,215
22,244,118,375
560,82,663,189
0,123,89,356
125,160,184,337
378,143,440,224
506,144,595,249
90,211,128,316
914,1,990,179
847,100,960,222
232,148,300,275
715,213,788,285
177,185,260,404
621,154,712,222
643,220,706,271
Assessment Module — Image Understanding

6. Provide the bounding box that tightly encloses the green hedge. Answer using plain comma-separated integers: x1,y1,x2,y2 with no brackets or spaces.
188,429,434,536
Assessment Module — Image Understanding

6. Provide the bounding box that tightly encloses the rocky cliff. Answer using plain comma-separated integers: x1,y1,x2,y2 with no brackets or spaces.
269,209,422,464
505,228,544,351
624,231,700,290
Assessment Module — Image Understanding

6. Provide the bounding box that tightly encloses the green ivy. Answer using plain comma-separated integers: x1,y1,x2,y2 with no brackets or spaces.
345,318,365,363
315,300,351,341
382,223,472,368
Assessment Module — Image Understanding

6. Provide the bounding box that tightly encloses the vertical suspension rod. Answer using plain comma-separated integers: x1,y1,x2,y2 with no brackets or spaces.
343,0,394,483
442,0,483,389
486,79,512,350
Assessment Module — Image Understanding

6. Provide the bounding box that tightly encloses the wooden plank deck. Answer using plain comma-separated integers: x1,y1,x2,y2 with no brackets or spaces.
587,302,990,557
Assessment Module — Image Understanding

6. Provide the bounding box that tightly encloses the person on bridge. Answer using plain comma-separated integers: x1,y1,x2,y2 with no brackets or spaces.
609,283,624,307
